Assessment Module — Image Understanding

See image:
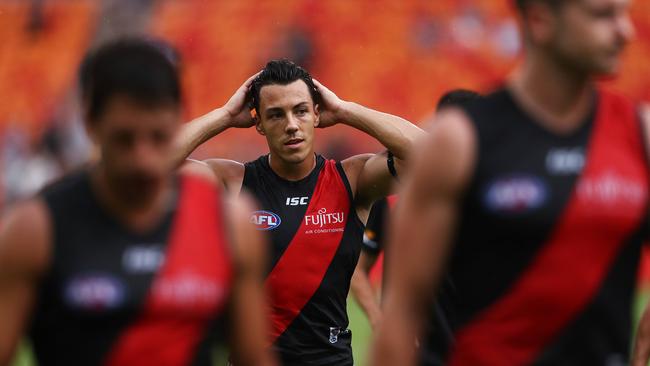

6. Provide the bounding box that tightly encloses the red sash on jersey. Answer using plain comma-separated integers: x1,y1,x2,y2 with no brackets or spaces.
105,176,232,366
266,160,351,342
449,92,650,365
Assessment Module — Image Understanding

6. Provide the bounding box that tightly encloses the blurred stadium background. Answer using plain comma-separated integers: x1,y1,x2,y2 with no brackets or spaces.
1,1,649,365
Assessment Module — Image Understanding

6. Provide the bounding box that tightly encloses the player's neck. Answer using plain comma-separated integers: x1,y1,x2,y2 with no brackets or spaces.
90,164,174,234
268,153,316,181
509,51,594,135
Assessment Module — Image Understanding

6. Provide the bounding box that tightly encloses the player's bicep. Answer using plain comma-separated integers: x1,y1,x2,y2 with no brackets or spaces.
341,151,396,209
179,159,220,185
384,109,476,310
0,200,51,364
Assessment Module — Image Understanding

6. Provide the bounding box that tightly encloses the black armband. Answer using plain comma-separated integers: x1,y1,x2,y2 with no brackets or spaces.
387,151,398,180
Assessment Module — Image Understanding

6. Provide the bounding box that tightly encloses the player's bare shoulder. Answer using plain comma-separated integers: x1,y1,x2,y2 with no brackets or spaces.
0,199,52,278
416,107,477,194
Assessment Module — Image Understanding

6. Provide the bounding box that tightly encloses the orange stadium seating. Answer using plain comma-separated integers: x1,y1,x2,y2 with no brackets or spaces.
151,0,650,160
0,0,96,139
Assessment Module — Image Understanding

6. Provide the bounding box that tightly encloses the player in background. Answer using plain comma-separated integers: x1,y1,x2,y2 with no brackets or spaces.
372,0,649,365
0,38,273,366
174,59,424,365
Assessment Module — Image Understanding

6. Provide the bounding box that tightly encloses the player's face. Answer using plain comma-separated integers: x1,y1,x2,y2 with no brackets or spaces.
550,0,634,75
88,95,180,206
256,80,319,165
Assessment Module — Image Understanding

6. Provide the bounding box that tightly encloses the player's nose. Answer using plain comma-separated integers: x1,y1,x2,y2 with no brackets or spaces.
285,113,300,133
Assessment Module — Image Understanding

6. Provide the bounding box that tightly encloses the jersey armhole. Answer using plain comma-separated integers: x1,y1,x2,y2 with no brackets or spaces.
335,161,365,229
241,162,256,193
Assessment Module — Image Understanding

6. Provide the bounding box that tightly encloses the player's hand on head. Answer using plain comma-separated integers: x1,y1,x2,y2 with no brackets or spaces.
223,71,260,129
313,78,344,128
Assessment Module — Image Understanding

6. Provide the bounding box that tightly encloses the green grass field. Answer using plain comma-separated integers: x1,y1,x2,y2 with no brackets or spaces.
11,293,650,365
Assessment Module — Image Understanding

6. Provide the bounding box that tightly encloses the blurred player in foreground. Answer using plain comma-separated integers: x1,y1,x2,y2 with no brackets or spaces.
175,60,424,365
0,38,273,366
350,89,482,330
372,0,649,365
351,89,480,365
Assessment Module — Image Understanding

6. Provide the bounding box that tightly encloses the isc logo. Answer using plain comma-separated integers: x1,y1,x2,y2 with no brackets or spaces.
286,196,309,206
250,210,282,230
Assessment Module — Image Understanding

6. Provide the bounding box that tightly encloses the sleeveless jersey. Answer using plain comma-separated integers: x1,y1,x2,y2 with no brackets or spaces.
434,88,649,365
30,170,233,366
243,154,363,366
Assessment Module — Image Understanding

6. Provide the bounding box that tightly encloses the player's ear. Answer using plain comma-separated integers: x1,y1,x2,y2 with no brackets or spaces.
83,109,100,145
526,1,557,45
254,116,265,136
313,103,320,128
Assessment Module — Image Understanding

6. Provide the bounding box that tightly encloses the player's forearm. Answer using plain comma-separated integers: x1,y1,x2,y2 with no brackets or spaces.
350,269,382,329
338,101,424,159
172,107,232,166
370,295,420,366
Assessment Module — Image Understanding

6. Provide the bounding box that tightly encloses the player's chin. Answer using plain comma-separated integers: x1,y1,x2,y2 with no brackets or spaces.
592,53,624,76
280,148,311,164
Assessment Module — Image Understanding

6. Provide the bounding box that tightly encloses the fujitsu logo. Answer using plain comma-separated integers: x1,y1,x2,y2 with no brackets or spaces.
304,208,345,228
578,171,647,206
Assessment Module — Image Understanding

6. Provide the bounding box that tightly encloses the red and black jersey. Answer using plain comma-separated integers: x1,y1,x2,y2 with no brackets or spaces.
243,154,363,366
31,170,233,366
433,88,650,365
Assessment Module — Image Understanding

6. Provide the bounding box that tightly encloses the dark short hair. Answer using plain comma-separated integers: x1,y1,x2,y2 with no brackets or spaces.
515,0,564,13
79,37,181,121
251,59,320,114
436,89,482,111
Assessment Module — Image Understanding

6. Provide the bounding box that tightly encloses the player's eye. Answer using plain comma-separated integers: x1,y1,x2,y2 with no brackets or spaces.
296,108,308,116
151,130,170,146
111,130,134,149
588,6,616,19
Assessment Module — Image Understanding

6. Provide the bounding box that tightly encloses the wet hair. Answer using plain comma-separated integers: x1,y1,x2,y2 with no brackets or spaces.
251,59,320,114
436,89,482,111
79,37,180,122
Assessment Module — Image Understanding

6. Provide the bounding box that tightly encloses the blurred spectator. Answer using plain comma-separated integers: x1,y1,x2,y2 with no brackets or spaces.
27,0,45,35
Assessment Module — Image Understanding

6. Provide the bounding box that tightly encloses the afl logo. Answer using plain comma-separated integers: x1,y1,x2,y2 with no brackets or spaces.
484,175,547,214
250,210,282,230
64,273,126,311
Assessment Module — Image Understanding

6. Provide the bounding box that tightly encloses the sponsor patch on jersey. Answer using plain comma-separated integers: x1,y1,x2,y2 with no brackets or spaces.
546,147,585,175
250,210,282,230
152,272,225,309
304,208,346,234
64,273,126,311
577,171,647,208
484,174,548,214
122,245,165,274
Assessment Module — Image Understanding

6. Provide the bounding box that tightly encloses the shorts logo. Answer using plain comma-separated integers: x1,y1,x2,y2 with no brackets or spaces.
484,175,547,214
250,210,282,230
64,273,126,311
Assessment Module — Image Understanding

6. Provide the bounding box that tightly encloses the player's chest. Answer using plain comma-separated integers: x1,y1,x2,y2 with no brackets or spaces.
248,184,350,253
473,136,649,236
52,235,230,320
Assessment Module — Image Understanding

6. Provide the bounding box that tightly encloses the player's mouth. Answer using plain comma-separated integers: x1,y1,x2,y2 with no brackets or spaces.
284,138,304,149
